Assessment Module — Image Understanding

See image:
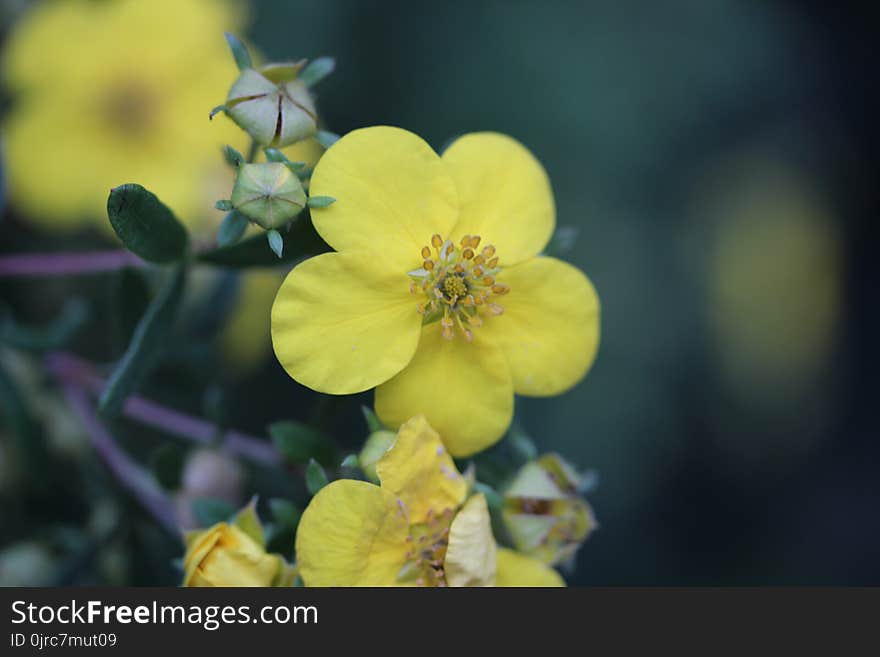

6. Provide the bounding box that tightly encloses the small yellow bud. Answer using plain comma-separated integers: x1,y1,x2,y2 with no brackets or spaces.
182,522,291,587
230,162,306,229
223,64,317,148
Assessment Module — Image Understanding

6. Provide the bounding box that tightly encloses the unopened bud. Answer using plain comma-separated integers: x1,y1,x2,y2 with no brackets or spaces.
222,63,318,148
230,162,306,229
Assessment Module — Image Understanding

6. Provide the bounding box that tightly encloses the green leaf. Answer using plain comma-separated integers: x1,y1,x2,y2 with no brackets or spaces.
209,104,229,120
305,459,329,496
223,144,244,168
340,453,359,469
150,444,185,491
214,200,234,211
99,263,187,417
307,196,336,209
0,298,89,352
269,499,301,528
298,57,335,87
267,229,283,258
233,497,265,547
270,421,336,466
107,184,188,263
192,497,236,527
197,218,329,267
224,32,252,71
316,130,340,149
216,211,249,248
361,406,384,433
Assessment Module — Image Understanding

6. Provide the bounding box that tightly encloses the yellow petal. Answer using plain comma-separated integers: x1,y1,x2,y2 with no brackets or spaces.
295,480,410,586
374,324,514,457
271,252,422,394
495,548,565,587
309,126,459,272
491,256,600,396
376,415,467,524
444,494,497,587
443,132,555,266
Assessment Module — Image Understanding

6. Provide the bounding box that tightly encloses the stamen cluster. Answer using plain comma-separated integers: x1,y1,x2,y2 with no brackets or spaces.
408,233,510,341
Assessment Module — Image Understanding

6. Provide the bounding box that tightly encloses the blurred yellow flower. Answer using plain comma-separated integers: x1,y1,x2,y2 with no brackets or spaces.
295,415,497,586
182,522,293,587
1,0,246,232
272,126,600,456
495,548,564,587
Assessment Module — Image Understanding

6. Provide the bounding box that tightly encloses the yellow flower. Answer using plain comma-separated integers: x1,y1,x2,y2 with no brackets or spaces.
1,0,246,232
272,127,600,456
295,415,497,586
182,522,293,587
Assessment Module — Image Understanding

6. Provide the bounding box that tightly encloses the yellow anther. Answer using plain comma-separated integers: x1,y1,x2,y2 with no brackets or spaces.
469,235,482,249
462,248,474,260
468,314,483,327
487,257,499,268
410,282,419,294
489,303,504,315
431,234,443,248
491,284,510,295
473,267,484,277
482,245,496,258
453,264,465,274
424,259,434,270
483,276,495,286
442,324,454,340
474,296,484,306
421,246,431,259
473,255,485,266
463,295,475,306
460,235,471,247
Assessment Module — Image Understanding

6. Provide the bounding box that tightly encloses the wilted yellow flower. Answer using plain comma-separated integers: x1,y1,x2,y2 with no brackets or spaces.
272,127,600,456
1,0,245,231
182,522,293,587
296,415,497,586
502,453,597,566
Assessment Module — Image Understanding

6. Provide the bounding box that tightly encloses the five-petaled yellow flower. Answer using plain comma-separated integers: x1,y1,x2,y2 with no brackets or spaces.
272,127,600,456
296,415,562,586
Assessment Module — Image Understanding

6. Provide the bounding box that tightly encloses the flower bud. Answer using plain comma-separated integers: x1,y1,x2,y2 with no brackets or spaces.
230,162,306,229
224,63,317,147
182,522,293,587
501,453,597,567
174,448,245,530
358,429,397,484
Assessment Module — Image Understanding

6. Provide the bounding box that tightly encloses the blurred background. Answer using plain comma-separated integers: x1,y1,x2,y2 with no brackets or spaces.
0,0,877,585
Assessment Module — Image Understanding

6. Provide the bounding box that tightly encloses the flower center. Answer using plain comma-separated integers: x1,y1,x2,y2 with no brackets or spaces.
407,233,510,341
397,507,454,587
99,80,158,137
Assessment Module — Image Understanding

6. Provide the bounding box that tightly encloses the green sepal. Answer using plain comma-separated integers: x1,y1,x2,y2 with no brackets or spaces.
197,220,329,268
223,145,245,168
298,57,335,87
340,454,359,469
209,104,229,120
361,405,384,433
307,196,336,208
214,200,234,211
267,229,283,258
224,32,252,71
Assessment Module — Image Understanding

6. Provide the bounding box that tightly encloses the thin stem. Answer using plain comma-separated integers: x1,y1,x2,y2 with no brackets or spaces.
0,250,145,277
246,138,259,163
46,352,282,467
60,382,180,537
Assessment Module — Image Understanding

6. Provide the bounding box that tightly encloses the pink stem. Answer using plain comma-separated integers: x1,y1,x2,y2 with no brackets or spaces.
0,250,144,276
46,352,282,467
60,382,180,537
